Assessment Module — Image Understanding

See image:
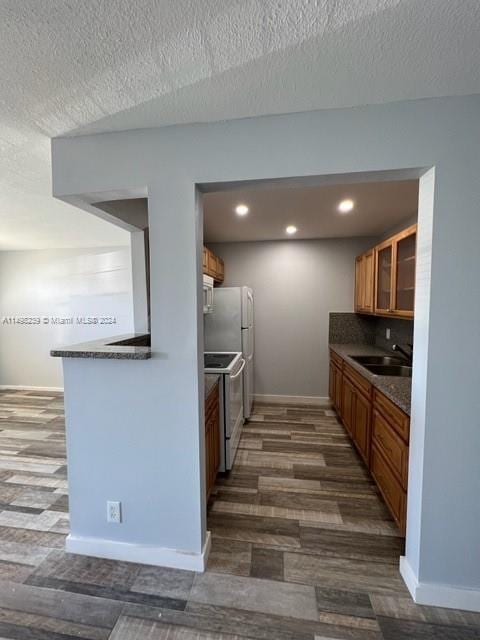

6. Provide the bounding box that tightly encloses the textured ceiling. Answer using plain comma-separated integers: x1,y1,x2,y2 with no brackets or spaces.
1,0,479,249
204,179,418,242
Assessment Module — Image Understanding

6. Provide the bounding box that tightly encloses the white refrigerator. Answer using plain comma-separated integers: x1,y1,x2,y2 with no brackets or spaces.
204,287,254,419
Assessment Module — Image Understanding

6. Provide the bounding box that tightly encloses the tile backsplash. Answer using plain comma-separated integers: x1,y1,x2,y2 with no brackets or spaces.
329,312,413,351
328,313,375,344
375,316,414,351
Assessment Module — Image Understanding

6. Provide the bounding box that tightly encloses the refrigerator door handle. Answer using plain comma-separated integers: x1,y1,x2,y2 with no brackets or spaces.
246,289,254,327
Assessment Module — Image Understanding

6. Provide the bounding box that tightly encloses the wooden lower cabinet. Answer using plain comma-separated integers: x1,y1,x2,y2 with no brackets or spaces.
205,383,220,498
371,445,406,532
354,390,371,465
372,409,408,489
335,369,343,419
373,389,409,441
329,361,335,404
329,349,410,532
329,361,343,417
341,374,371,465
344,362,372,397
341,376,355,437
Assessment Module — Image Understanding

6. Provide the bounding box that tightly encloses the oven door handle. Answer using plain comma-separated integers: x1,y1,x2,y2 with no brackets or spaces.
230,358,246,379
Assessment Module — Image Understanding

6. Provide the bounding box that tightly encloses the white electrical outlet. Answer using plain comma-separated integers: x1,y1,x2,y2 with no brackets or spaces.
107,501,122,523
386,328,391,340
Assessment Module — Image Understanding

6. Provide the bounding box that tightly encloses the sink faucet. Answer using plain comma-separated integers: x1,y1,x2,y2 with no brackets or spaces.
392,344,413,366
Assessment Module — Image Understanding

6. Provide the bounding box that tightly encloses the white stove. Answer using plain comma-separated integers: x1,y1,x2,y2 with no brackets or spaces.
204,351,244,470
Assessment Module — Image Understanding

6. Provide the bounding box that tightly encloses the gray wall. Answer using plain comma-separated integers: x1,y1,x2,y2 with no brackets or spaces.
210,238,374,399
0,247,135,388
130,231,149,333
52,95,480,603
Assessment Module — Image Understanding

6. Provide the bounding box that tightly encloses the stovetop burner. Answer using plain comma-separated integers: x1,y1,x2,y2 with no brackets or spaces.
204,353,237,369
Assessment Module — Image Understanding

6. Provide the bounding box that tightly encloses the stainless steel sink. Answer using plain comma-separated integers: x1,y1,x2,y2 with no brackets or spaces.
351,355,405,366
363,364,412,377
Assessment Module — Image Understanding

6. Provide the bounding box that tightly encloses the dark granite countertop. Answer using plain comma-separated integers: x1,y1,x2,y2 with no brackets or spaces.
50,334,151,360
205,374,220,400
329,343,411,415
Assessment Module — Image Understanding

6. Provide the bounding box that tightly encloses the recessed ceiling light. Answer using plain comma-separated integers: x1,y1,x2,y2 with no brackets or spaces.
286,225,297,235
338,198,355,213
235,204,249,216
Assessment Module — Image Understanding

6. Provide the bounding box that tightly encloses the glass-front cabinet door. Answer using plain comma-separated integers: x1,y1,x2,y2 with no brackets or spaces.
374,224,417,317
362,249,375,313
393,226,416,317
375,242,393,314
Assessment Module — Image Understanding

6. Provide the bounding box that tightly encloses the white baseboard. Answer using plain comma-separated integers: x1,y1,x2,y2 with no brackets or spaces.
253,393,331,407
0,384,64,392
65,531,211,572
400,556,480,612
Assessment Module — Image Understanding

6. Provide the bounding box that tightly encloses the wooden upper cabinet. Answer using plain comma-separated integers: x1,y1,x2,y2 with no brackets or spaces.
393,226,416,318
355,250,375,313
216,256,224,283
207,250,218,278
355,224,417,319
363,250,375,313
354,257,363,312
375,239,394,315
203,246,224,284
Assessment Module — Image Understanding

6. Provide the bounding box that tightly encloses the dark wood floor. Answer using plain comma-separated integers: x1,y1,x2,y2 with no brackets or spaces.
0,390,478,639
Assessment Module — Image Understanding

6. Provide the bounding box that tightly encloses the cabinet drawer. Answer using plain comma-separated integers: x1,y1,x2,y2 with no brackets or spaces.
371,445,406,531
344,363,372,398
372,410,408,489
330,350,343,368
373,390,409,442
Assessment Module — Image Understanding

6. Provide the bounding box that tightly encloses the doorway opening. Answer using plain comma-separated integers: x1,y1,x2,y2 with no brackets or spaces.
198,168,426,592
